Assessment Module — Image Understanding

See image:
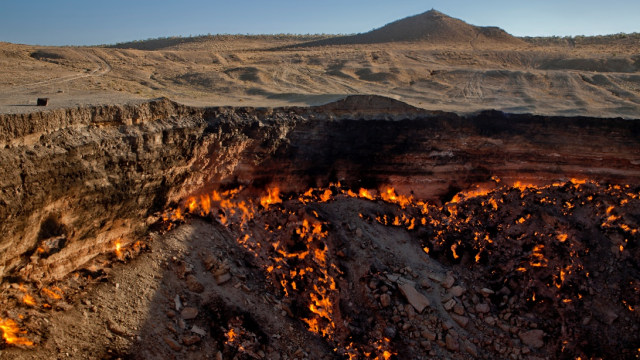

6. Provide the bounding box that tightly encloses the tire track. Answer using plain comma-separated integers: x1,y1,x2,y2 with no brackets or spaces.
8,51,111,91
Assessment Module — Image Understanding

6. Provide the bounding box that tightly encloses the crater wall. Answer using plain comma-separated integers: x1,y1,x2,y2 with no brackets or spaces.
1,96,638,281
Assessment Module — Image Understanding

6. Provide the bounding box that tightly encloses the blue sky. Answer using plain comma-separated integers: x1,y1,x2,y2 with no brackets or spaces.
1,0,639,46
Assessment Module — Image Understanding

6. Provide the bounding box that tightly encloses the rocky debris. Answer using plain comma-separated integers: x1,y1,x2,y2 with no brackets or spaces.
191,325,207,336
480,288,494,296
451,314,469,328
452,303,464,316
201,253,218,271
180,307,198,320
484,316,496,326
186,274,204,293
519,329,545,349
593,301,619,325
462,340,478,357
384,326,397,338
445,332,459,352
380,293,391,308
443,299,456,311
397,279,430,313
107,320,129,337
214,271,232,285
421,329,437,341
163,335,183,351
181,334,201,346
441,274,455,289
448,285,465,297
475,303,490,314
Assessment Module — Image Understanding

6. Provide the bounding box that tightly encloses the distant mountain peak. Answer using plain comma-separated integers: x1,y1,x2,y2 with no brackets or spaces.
423,9,447,16
298,10,523,47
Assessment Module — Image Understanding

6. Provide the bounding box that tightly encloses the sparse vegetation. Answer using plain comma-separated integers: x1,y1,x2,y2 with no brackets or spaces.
521,32,640,46
103,33,341,51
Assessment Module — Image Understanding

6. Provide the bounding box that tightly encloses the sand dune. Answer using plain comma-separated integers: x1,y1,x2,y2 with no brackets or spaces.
0,11,639,118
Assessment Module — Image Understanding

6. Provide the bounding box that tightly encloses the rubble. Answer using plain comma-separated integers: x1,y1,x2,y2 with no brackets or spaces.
180,307,198,320
397,280,431,313
163,335,183,351
519,329,545,349
107,321,129,337
185,275,204,293
380,293,392,308
215,272,232,285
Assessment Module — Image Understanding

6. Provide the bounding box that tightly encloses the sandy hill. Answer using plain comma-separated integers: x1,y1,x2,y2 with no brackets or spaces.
297,9,524,47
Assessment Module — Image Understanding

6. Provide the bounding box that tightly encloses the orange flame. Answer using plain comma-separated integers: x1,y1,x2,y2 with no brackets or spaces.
114,239,123,259
41,286,63,300
451,243,460,259
530,244,548,267
380,186,413,208
358,188,375,200
570,178,586,186
0,318,34,346
260,187,282,208
450,186,493,203
22,294,36,306
17,284,36,306
226,328,237,343
320,189,333,202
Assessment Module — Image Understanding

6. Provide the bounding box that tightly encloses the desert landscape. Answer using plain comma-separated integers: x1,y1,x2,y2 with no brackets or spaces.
1,10,640,117
0,9,639,360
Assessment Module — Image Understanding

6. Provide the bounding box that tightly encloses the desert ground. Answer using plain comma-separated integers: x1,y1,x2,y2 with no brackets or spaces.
1,10,639,118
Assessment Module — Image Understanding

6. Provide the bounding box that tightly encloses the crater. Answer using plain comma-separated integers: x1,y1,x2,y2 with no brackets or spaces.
0,96,638,359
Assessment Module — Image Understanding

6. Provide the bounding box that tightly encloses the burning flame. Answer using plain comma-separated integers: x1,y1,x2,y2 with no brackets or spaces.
18,284,36,306
358,188,375,200
41,286,64,300
320,189,332,202
114,239,123,259
451,243,460,259
260,187,282,208
450,186,493,204
0,318,34,346
22,294,36,306
226,327,237,343
380,186,413,208
529,244,548,267
155,177,638,358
